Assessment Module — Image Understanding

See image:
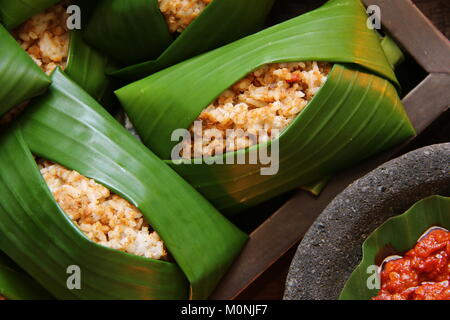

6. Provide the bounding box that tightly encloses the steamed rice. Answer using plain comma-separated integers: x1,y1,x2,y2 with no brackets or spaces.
38,160,167,260
183,61,332,158
13,3,69,74
158,0,212,33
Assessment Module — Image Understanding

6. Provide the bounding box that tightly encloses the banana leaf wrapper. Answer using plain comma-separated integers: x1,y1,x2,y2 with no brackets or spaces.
0,251,53,300
0,0,59,30
0,3,110,119
340,195,450,300
0,68,247,300
84,0,275,81
0,23,50,117
65,30,111,102
116,0,415,215
380,36,405,70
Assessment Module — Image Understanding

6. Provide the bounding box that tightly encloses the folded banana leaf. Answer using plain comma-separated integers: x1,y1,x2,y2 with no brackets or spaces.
1,2,110,120
0,24,50,118
340,195,450,300
0,0,59,30
65,30,111,101
116,0,415,215
0,251,52,300
0,68,247,300
380,36,405,70
84,0,275,81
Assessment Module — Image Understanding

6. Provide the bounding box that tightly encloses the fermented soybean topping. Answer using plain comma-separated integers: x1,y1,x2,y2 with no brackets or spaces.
374,229,450,300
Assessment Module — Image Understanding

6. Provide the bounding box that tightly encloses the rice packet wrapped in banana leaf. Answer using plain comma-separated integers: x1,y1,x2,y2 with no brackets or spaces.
0,68,247,299
83,0,275,81
1,1,110,106
116,0,416,215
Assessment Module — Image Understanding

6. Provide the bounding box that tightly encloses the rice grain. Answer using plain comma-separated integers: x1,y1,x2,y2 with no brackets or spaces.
183,61,332,158
158,0,212,33
39,160,167,260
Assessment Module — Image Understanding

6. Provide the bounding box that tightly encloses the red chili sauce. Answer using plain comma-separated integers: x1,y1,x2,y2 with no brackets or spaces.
374,229,450,300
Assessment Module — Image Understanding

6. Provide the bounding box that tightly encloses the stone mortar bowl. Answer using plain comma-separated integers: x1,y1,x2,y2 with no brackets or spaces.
284,143,450,300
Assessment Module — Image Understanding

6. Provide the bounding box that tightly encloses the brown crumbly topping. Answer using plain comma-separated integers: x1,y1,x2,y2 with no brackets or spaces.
182,61,332,158
38,160,167,260
13,2,70,74
158,0,212,33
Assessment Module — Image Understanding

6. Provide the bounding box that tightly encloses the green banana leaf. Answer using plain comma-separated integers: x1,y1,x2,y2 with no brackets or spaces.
0,24,50,118
0,0,59,30
0,2,110,119
65,30,111,102
340,195,450,300
84,0,275,81
301,178,330,197
380,36,405,70
0,252,53,300
83,0,172,66
0,68,247,299
116,0,415,215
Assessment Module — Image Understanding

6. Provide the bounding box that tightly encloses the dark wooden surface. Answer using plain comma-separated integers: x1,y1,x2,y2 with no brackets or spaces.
231,0,450,300
414,0,450,39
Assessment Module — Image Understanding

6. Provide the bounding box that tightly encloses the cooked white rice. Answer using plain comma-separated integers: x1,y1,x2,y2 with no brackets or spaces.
39,160,167,260
182,61,332,158
13,3,69,74
158,0,212,33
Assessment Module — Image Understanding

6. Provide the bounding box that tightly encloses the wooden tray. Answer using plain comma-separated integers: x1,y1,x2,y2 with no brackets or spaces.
210,0,450,300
